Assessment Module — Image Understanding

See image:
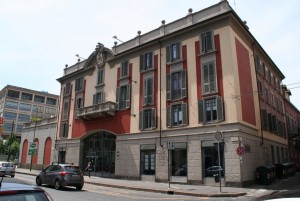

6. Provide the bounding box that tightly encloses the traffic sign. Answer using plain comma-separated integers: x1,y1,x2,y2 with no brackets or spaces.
28,142,37,155
236,146,245,156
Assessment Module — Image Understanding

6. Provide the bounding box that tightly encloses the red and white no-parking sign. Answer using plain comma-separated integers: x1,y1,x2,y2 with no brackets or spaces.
236,146,245,156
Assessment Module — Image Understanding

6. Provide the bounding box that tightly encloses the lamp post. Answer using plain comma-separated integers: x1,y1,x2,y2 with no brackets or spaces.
112,35,124,43
214,130,223,193
29,112,38,172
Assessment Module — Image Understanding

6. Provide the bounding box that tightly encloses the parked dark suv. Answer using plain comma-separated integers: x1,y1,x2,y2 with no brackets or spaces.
36,164,84,190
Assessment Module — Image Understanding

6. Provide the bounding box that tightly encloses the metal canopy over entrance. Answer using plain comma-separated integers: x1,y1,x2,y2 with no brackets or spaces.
83,131,116,178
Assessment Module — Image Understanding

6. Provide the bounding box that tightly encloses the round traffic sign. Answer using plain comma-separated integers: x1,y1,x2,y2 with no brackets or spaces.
236,146,245,156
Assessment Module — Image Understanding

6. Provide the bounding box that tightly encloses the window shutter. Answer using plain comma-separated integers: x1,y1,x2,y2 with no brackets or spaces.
201,33,205,52
268,113,272,131
175,42,180,60
93,94,96,105
209,62,216,92
143,79,147,105
217,96,224,121
148,78,153,104
139,110,143,130
255,55,261,72
151,108,156,128
272,115,277,133
116,87,120,110
206,31,213,51
126,85,131,108
166,74,171,100
166,45,171,63
198,100,204,123
182,103,188,125
102,92,105,102
149,52,153,68
140,55,144,71
262,109,268,130
203,63,209,93
181,70,186,98
166,105,171,127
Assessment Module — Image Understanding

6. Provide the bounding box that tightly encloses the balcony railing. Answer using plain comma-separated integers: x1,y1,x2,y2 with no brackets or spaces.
76,101,116,120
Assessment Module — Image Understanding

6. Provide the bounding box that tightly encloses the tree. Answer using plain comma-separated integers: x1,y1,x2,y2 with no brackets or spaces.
1,133,20,162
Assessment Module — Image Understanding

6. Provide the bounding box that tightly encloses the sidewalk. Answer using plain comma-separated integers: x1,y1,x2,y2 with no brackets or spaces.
15,168,275,198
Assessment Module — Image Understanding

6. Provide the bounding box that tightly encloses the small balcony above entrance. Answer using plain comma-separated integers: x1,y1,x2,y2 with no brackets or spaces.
77,101,116,120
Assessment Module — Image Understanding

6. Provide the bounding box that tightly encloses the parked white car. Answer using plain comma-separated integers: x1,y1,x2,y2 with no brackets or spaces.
0,161,16,177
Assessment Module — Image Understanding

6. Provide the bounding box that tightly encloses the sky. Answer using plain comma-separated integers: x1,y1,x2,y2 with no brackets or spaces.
1,0,300,108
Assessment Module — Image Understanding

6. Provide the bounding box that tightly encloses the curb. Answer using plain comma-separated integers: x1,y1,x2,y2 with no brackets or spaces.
16,171,246,198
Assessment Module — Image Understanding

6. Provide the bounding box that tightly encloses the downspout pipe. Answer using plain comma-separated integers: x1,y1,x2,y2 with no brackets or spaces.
252,42,264,145
159,40,163,147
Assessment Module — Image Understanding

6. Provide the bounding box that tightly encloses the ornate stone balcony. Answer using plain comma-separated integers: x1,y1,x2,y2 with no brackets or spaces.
77,101,116,120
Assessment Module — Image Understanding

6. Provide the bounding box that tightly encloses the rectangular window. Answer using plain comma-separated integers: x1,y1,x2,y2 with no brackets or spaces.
265,88,269,102
139,108,156,130
7,90,20,99
45,107,56,115
65,82,71,95
97,68,104,85
16,124,23,133
18,114,30,122
21,92,33,101
258,80,263,97
143,77,153,105
4,123,14,132
76,97,84,109
200,30,214,53
62,100,69,120
60,122,68,138
120,61,129,78
198,96,224,123
46,97,57,105
202,60,217,94
93,92,104,105
3,111,17,120
263,63,266,77
255,55,261,72
166,103,188,127
166,42,181,63
140,52,153,71
270,91,274,106
32,105,44,113
5,101,18,109
116,85,130,110
34,95,45,103
166,70,186,100
75,77,84,92
19,103,31,111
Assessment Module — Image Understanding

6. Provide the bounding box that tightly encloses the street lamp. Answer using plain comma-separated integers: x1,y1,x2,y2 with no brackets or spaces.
112,35,124,43
29,112,39,172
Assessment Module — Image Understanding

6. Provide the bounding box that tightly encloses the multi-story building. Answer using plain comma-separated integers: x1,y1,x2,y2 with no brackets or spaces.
0,85,59,141
53,1,298,186
282,85,300,165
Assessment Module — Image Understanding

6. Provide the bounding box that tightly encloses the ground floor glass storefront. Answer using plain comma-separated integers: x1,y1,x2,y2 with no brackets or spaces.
202,141,224,179
83,131,116,178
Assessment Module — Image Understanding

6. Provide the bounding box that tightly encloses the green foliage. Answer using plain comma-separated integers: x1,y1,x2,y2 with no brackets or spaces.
1,133,20,161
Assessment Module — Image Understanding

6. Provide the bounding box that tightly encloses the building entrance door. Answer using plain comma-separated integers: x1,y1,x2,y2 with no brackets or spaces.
202,141,225,185
83,131,116,178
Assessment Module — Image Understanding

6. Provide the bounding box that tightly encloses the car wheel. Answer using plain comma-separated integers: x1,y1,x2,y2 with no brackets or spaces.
54,180,61,190
36,177,42,186
76,185,83,190
11,175,15,178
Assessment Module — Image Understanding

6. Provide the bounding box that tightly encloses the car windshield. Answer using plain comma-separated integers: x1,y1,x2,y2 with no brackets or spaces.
0,192,48,201
64,166,81,172
1,163,14,167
